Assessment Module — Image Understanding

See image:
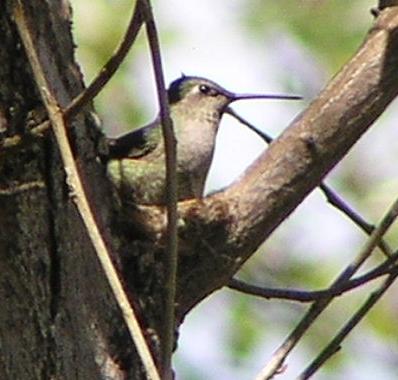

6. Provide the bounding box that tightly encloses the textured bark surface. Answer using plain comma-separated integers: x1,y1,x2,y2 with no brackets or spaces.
1,1,398,379
0,1,143,379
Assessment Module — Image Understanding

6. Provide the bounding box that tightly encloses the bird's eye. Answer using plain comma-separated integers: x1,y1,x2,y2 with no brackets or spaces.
198,84,218,96
199,84,211,94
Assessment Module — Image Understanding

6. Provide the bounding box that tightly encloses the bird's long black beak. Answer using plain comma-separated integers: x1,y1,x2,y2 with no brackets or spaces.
229,92,302,102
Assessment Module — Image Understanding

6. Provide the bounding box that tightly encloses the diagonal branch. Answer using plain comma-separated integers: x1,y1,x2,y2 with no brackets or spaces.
2,0,144,151
226,108,393,257
65,0,145,120
13,3,160,380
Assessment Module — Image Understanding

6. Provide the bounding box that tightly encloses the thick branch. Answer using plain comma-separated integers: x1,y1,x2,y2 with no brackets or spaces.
129,7,398,321
226,107,393,257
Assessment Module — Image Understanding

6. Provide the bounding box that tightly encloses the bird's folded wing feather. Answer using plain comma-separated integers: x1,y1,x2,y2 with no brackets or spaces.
106,119,160,159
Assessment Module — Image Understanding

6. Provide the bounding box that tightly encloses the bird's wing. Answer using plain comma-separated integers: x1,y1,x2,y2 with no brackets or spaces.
106,119,161,159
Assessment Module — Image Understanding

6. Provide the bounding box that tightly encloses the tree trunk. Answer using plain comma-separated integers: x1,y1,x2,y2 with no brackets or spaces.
0,1,148,378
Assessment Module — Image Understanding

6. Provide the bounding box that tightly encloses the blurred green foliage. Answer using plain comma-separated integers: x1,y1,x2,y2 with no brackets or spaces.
71,0,148,132
227,296,264,363
245,0,375,71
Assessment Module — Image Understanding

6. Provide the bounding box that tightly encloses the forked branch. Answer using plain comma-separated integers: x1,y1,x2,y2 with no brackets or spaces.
128,6,398,324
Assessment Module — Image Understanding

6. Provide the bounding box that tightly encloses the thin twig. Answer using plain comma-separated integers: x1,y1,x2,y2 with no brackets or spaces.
2,0,144,151
318,183,373,232
140,0,178,378
229,251,398,302
318,183,392,256
14,3,160,380
65,0,144,119
254,195,398,380
225,107,393,257
298,265,398,379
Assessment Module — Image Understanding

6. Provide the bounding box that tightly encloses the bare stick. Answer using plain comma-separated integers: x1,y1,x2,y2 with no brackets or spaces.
254,195,398,380
298,266,398,379
226,108,393,257
65,0,144,119
140,0,178,378
318,183,392,256
229,251,398,302
2,0,144,151
14,3,160,380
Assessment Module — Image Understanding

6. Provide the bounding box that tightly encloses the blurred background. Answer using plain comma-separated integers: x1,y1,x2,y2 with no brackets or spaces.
70,1,398,378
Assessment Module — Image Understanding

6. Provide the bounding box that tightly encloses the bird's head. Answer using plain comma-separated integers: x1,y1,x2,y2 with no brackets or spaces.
167,75,301,114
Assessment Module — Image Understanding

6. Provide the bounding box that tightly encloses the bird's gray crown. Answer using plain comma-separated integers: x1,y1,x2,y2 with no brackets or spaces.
168,75,229,105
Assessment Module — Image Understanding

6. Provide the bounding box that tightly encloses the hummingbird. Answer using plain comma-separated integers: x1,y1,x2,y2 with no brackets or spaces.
106,75,300,205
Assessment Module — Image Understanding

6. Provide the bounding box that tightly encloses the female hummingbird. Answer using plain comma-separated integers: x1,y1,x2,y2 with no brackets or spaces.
106,75,300,205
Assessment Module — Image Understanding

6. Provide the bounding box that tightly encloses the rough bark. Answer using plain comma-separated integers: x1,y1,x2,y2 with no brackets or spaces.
0,1,144,379
1,1,398,379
